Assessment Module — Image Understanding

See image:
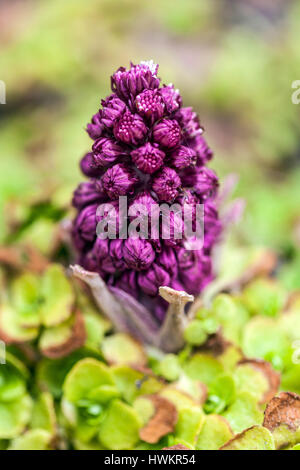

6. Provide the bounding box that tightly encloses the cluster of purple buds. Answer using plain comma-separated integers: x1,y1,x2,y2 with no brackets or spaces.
72,60,222,321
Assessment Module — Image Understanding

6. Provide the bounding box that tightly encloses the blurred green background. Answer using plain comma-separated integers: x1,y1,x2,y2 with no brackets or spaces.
0,0,299,287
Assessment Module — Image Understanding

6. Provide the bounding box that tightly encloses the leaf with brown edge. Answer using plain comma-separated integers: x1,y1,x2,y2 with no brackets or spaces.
39,311,86,359
162,444,190,450
139,395,178,444
263,392,300,432
220,426,275,450
238,358,280,404
0,303,39,344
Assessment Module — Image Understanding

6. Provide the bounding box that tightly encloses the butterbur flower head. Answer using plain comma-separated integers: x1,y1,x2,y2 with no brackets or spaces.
152,167,181,202
86,112,104,140
138,263,170,297
101,163,138,199
159,84,182,114
190,135,213,165
169,145,196,169
109,239,126,271
101,94,126,128
72,60,222,322
123,237,155,271
131,143,165,174
111,60,160,100
92,137,125,169
114,111,148,145
176,107,202,139
181,167,219,200
80,152,102,177
153,119,181,149
135,89,165,124
72,203,98,250
72,181,103,210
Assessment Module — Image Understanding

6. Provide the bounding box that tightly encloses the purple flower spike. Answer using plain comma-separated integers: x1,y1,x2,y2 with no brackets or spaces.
131,143,165,174
111,61,160,100
101,163,138,199
135,89,165,124
86,112,104,140
152,167,181,202
123,237,155,271
101,94,126,128
114,110,148,146
153,119,181,149
72,60,222,326
92,137,125,168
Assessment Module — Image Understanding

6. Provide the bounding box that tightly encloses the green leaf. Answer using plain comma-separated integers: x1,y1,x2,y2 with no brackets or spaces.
175,406,204,445
98,399,142,450
63,358,116,404
8,429,53,450
11,273,41,328
40,264,74,327
222,392,263,434
30,393,56,435
196,414,233,450
183,353,224,386
0,394,32,439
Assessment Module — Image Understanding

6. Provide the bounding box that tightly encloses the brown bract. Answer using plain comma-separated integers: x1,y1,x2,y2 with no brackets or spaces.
263,392,300,432
162,444,190,450
239,358,280,403
41,311,86,359
139,395,178,444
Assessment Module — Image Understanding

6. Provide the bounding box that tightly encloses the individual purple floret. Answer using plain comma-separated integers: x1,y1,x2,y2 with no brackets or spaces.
72,60,222,322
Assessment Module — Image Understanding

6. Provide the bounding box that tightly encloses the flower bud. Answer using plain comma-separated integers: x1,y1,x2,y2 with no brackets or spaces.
109,239,126,271
181,167,218,200
114,110,148,146
152,167,181,202
138,264,170,296
153,119,181,149
111,61,160,100
86,112,104,140
169,145,196,169
92,238,115,274
92,137,125,168
189,135,213,165
175,107,202,139
101,164,138,199
72,203,98,250
157,247,178,278
131,143,165,174
80,152,102,177
72,181,104,210
135,89,164,124
123,237,155,271
159,84,181,114
101,94,126,128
